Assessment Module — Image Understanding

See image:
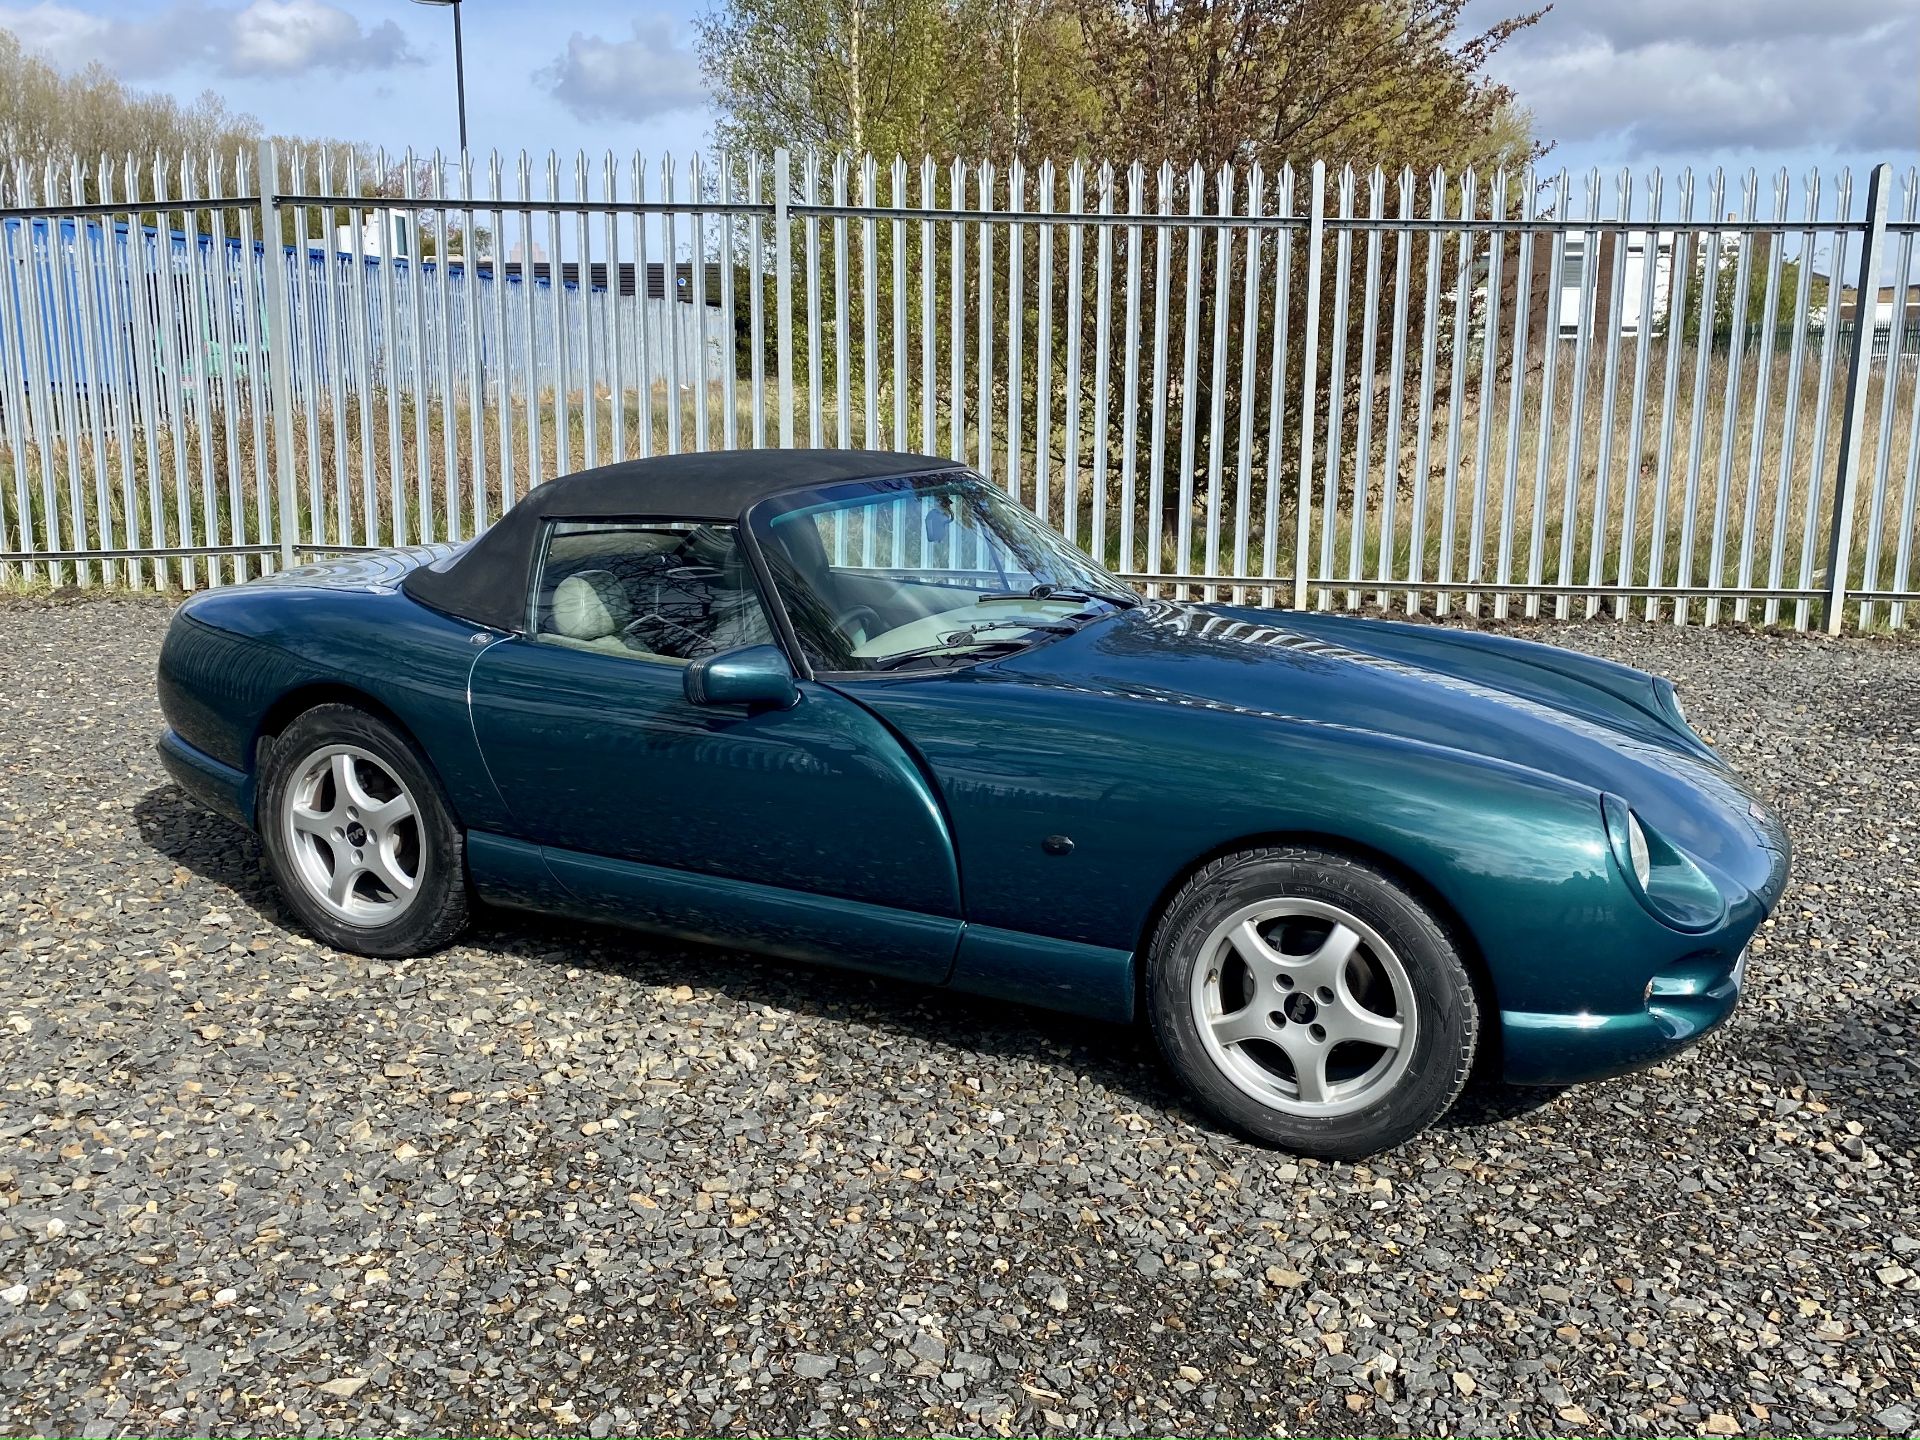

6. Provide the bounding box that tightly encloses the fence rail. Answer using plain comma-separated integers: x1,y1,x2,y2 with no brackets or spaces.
2,143,1917,632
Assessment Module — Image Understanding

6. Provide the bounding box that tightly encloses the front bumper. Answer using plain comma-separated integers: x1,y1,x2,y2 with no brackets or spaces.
1500,943,1749,1086
157,729,255,829
1498,799,1789,1088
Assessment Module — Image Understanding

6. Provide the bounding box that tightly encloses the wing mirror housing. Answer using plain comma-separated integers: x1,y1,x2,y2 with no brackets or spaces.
684,644,800,710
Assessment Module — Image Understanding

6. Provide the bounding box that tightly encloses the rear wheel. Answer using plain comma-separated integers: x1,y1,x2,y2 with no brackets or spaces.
259,704,469,957
1147,846,1477,1158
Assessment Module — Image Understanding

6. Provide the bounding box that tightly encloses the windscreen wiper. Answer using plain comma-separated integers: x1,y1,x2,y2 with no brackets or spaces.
870,620,1078,671
977,583,1140,609
871,639,1029,671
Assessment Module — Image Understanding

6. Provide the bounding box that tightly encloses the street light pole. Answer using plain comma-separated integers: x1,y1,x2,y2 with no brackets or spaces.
413,0,468,154
450,0,467,155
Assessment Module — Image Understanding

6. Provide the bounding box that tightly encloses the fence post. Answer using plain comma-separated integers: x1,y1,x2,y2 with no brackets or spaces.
774,148,794,449
1822,162,1891,635
256,138,297,569
1293,160,1325,610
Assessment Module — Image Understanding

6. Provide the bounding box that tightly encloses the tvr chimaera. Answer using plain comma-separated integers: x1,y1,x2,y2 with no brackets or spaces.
157,450,1791,1157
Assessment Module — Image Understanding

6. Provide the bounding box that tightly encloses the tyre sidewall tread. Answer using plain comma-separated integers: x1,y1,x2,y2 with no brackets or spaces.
258,704,469,958
1147,845,1478,1159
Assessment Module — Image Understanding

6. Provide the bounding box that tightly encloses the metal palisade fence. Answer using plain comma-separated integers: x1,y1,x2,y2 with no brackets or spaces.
2,141,1918,632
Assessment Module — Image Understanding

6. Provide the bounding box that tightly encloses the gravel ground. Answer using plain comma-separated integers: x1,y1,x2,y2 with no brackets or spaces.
0,593,1916,1438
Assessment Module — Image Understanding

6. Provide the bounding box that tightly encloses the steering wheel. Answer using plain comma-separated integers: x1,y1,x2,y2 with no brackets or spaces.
835,604,884,647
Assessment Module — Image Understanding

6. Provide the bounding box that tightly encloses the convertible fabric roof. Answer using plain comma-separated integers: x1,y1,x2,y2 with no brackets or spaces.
401,448,965,632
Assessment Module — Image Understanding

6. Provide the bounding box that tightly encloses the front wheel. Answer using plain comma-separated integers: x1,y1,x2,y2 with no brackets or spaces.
1147,846,1478,1159
258,704,470,958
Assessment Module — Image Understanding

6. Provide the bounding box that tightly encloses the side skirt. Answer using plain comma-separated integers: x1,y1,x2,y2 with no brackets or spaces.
465,830,1136,1022
468,830,959,983
949,926,1136,1024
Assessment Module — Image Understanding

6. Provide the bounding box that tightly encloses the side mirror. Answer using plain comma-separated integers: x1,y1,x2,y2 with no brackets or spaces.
683,644,800,710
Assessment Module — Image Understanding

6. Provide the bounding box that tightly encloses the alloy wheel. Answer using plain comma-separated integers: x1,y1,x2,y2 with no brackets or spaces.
279,744,423,926
1189,897,1418,1117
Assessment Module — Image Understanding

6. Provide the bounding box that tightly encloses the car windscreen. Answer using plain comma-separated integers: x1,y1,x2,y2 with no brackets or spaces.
747,470,1136,673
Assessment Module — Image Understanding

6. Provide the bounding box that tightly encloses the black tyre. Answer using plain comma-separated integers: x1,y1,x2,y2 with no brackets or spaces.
258,703,469,958
1147,846,1478,1159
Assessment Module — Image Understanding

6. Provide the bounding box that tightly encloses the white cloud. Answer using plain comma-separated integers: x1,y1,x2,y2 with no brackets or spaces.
536,20,708,125
0,0,420,79
1466,0,1920,157
0,0,110,61
227,0,413,74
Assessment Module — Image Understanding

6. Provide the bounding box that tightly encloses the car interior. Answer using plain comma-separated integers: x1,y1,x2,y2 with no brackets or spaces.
755,498,1092,668
533,522,776,664
531,500,1097,675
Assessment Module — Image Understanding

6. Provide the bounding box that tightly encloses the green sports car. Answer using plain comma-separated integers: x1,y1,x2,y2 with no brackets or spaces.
157,450,1792,1157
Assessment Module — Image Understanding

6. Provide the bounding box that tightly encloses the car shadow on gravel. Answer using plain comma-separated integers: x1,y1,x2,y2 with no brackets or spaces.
134,783,282,909
133,782,1203,1124
1734,1014,1919,1156
478,906,1202,1110
475,901,1555,1146
134,779,1584,1150
1436,1081,1571,1131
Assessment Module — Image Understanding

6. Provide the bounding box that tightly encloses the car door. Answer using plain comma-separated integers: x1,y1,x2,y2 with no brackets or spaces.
466,517,962,981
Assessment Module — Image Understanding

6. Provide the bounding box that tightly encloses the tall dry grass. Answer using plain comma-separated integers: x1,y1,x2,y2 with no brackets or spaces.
4,341,1917,629
1070,342,1919,630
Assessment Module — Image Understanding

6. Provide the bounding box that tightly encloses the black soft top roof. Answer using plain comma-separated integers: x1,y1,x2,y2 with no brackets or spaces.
401,448,963,632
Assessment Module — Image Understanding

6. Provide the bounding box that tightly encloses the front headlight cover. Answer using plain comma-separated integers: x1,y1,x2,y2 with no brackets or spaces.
1626,809,1652,889
1602,794,1727,932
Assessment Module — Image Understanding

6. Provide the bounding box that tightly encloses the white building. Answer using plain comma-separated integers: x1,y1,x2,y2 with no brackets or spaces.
1553,230,1677,338
334,212,415,259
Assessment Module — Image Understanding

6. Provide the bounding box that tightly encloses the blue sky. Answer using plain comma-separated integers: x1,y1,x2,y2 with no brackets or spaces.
1,0,1914,187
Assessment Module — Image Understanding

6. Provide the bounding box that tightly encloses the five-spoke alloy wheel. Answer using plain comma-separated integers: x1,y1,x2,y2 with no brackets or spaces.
1149,846,1478,1158
259,704,469,957
1191,898,1418,1117
282,745,423,925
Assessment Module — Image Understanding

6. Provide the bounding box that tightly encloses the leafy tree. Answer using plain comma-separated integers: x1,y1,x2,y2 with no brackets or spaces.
0,24,373,248
697,0,960,158
1068,0,1539,176
0,29,260,190
695,0,1543,558
1670,235,1829,350
945,0,1104,156
695,0,1539,175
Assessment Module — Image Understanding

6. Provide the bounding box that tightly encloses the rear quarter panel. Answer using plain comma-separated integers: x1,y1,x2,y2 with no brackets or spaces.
157,585,511,833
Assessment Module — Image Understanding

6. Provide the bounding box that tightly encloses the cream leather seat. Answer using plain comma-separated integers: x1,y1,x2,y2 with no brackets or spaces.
546,570,638,655
544,557,773,663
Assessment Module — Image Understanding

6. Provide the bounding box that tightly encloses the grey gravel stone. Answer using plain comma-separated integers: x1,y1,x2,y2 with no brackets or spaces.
1,594,1917,1437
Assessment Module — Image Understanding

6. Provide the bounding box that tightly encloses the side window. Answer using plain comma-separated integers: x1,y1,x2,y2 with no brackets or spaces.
532,521,775,664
